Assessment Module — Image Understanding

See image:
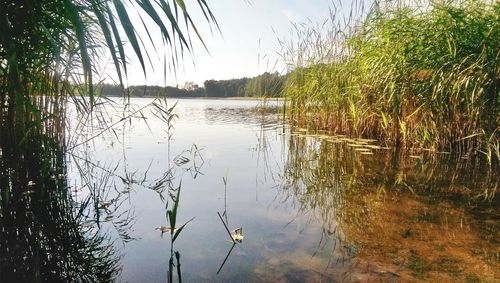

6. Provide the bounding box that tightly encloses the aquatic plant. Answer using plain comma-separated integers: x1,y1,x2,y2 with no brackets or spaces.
0,0,216,280
281,0,499,159
0,0,218,167
0,0,218,101
0,99,122,281
164,185,195,283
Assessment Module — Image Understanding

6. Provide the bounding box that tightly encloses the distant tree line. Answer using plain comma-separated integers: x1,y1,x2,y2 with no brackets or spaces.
96,72,285,98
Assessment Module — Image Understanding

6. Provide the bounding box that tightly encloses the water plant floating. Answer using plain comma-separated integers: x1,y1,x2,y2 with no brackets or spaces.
155,226,177,234
231,228,244,243
217,211,244,244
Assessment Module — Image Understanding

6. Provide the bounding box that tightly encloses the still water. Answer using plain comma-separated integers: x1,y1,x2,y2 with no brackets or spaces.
2,98,498,282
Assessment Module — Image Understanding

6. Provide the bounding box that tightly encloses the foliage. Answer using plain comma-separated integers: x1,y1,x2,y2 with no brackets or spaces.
282,0,499,157
0,0,217,280
244,72,285,97
203,72,285,97
95,71,286,98
0,0,217,113
96,83,205,97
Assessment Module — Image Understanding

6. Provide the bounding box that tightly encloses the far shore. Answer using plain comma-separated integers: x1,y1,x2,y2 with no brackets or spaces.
101,95,286,101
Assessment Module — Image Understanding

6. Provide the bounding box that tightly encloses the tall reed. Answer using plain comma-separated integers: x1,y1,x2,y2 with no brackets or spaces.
281,0,499,159
0,1,217,280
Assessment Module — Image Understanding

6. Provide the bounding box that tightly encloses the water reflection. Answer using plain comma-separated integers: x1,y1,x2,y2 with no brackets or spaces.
203,102,282,129
65,98,207,283
2,97,497,282
0,96,198,282
0,97,120,281
217,242,237,274
278,130,498,281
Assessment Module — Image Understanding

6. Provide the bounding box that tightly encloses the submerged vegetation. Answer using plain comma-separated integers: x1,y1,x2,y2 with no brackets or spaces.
279,131,498,281
281,0,499,158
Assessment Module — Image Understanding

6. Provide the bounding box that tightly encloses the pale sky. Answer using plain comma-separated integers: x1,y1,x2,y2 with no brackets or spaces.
103,0,331,86
108,0,354,87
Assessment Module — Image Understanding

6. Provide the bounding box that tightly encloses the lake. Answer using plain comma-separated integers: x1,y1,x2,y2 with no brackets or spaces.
1,97,498,282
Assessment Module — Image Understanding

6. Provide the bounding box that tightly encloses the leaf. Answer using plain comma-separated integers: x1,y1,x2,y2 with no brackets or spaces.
171,184,181,229
406,102,426,119
157,0,190,49
107,2,128,76
457,132,482,141
113,0,146,74
175,0,209,51
195,0,219,31
135,0,172,44
167,210,173,229
91,0,124,86
172,217,195,243
63,0,94,106
381,111,388,129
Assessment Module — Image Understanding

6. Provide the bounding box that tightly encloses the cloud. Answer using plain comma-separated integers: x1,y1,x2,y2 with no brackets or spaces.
281,9,300,23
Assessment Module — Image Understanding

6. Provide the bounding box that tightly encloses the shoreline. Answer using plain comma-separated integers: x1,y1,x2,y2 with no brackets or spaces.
101,95,286,101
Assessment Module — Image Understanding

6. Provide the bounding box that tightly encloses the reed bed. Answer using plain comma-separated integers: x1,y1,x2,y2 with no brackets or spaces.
281,0,499,160
0,1,217,280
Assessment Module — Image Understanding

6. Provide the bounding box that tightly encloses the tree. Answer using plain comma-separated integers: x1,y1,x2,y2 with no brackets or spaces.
182,81,200,91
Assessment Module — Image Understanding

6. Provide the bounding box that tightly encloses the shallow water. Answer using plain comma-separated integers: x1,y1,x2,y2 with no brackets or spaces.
1,98,498,282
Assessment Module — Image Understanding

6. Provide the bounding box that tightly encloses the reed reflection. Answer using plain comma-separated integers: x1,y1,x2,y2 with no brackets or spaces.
277,130,498,281
0,96,120,281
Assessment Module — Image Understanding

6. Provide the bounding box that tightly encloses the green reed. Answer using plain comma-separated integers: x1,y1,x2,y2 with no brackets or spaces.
164,185,195,283
0,0,218,143
281,0,499,161
1,1,216,281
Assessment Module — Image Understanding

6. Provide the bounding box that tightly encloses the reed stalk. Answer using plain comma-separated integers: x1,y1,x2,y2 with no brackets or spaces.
281,0,499,160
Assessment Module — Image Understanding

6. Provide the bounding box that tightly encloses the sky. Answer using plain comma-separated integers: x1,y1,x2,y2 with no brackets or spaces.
116,0,336,87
